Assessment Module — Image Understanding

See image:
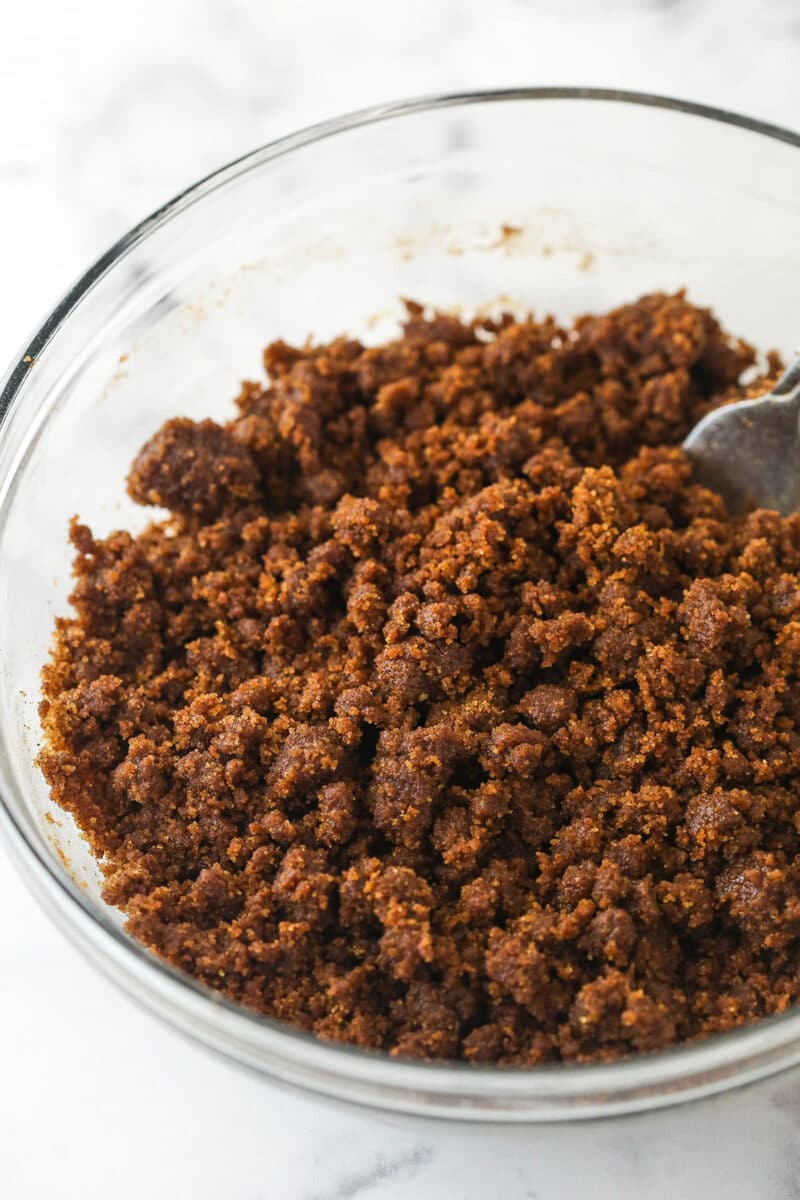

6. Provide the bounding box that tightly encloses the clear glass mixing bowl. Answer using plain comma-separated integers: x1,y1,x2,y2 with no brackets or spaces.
1,89,800,1122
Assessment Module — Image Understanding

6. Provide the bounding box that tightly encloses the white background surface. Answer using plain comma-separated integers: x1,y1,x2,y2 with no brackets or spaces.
1,2,800,1197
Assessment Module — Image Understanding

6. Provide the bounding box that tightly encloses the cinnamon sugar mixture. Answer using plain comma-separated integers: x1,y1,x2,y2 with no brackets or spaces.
39,293,800,1064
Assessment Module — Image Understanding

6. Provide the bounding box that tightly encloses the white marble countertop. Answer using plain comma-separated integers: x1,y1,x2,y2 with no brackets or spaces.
2,2,800,1196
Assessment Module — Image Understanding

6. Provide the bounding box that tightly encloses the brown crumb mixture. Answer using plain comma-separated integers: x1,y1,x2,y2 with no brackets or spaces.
38,293,800,1065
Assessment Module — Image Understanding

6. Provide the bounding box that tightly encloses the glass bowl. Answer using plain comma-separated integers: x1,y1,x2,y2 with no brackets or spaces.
2,89,800,1123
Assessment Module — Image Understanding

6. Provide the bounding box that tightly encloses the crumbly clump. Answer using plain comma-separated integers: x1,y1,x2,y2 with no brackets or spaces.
39,293,800,1066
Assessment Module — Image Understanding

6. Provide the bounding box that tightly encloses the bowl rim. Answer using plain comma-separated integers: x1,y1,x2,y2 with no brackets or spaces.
3,86,800,1121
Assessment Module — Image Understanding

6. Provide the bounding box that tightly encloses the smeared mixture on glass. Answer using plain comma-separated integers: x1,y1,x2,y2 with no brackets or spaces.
40,293,800,1064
